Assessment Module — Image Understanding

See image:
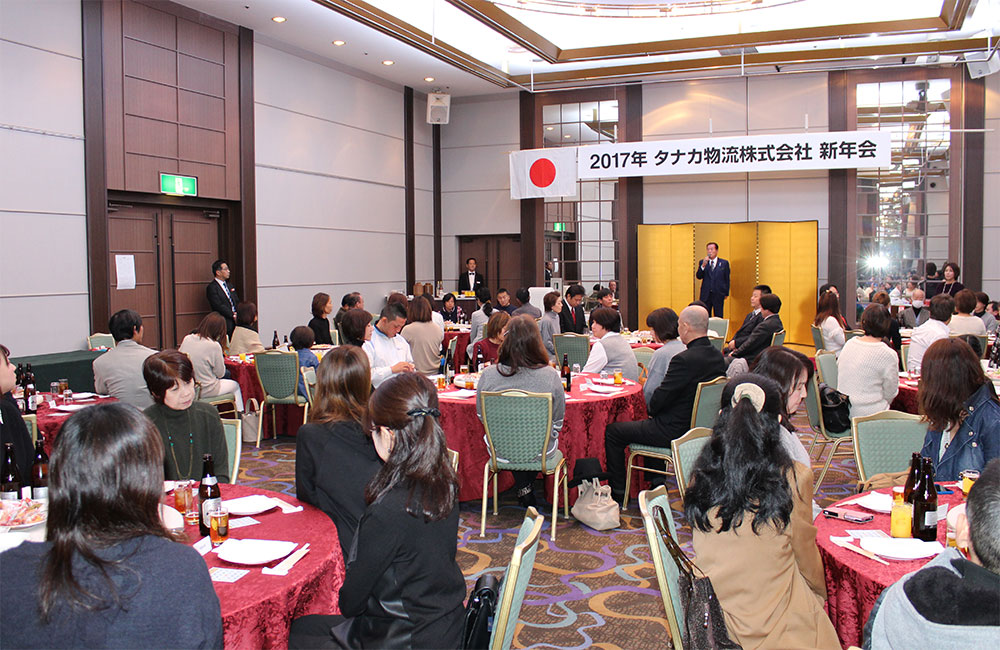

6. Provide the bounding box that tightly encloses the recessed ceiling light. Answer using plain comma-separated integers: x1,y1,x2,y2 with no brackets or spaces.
271,16,286,23
332,40,345,46
424,76,435,82
545,126,554,131
564,134,572,138
382,60,394,66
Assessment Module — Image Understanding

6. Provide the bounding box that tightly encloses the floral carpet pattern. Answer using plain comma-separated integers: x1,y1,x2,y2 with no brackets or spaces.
236,413,858,649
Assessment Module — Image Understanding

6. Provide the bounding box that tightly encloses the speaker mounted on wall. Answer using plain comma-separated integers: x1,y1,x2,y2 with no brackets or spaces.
966,51,999,79
427,93,451,125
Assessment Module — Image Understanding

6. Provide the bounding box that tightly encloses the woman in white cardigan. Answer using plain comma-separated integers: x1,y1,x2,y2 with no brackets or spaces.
813,291,847,356
837,303,898,419
179,312,244,411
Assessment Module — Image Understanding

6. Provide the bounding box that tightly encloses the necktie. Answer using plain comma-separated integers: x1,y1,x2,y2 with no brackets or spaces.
223,282,235,310
571,306,576,324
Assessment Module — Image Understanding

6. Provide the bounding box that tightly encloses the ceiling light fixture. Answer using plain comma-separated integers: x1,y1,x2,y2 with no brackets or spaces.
271,16,286,23
382,60,394,66
545,126,554,131
332,40,345,46
424,76,435,82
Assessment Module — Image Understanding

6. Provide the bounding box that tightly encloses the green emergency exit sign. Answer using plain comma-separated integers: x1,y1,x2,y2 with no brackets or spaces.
159,173,198,196
553,222,566,232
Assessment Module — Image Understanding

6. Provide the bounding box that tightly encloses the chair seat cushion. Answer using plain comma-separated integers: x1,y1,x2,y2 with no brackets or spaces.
200,393,236,402
629,443,672,457
265,395,303,405
496,449,564,473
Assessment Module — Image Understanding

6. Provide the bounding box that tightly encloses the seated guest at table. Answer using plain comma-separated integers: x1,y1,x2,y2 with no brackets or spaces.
608,280,619,299
974,292,998,334
605,306,725,503
903,278,918,300
512,287,541,319
289,373,464,650
684,375,839,649
206,258,238,336
308,292,334,345
386,291,409,313
752,347,814,468
921,261,944,299
595,288,614,310
957,334,985,358
296,346,380,556
863,459,1000,648
837,303,898,420
467,287,493,357
179,312,244,412
471,311,510,367
560,284,588,335
814,290,847,356
401,296,443,377
439,292,461,323
949,289,987,336
729,293,783,362
940,261,965,297
0,403,223,648
335,292,363,334
0,343,33,480
907,293,954,373
539,291,562,361
583,308,638,382
477,315,565,508
917,338,1000,482
289,326,319,399
642,308,685,409
588,283,602,304
870,291,902,350
142,351,229,483
495,288,516,315
228,302,266,356
899,288,929,328
419,295,445,332
93,309,156,409
364,303,414,388
725,284,770,353
341,308,374,348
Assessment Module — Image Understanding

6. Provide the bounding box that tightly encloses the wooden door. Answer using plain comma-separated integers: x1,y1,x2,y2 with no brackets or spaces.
169,209,220,346
108,205,163,348
458,235,522,298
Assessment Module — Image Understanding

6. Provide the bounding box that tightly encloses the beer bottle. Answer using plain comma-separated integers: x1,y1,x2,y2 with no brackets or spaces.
30,440,49,501
272,330,280,349
198,454,221,537
23,366,36,415
1,443,23,501
902,452,921,502
562,354,571,392
283,335,289,348
911,457,939,542
475,348,484,373
444,345,454,384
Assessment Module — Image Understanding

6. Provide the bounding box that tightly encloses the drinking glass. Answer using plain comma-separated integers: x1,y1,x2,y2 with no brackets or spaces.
209,507,230,547
239,353,247,362
49,382,61,397
175,481,199,525
58,379,69,394
572,364,581,375
960,470,980,497
613,370,623,385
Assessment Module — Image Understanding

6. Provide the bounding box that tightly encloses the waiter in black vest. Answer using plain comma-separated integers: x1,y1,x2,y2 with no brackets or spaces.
695,242,730,318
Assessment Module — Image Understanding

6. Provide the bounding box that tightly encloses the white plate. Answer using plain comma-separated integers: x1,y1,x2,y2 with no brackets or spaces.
54,404,89,412
163,480,176,493
71,392,97,399
217,539,298,565
860,537,944,561
223,494,278,516
853,492,894,514
158,504,184,532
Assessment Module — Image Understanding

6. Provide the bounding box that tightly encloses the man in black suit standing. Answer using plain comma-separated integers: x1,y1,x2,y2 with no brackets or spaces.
604,305,725,503
206,258,239,336
725,284,770,353
695,242,730,317
559,284,588,335
729,293,783,362
457,257,485,293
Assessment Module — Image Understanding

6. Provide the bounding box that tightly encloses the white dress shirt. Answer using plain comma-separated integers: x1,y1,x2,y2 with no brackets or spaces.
431,310,445,332
582,333,612,374
363,326,414,388
907,319,951,372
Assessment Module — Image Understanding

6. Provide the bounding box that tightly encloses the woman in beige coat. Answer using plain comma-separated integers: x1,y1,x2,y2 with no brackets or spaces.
684,374,839,649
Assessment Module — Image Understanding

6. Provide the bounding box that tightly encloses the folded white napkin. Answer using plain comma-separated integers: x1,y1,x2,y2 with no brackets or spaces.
271,497,303,514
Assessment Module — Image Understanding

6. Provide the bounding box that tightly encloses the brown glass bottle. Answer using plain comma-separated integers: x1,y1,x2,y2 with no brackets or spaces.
902,452,921,503
30,440,49,501
272,330,280,349
198,454,221,537
561,354,571,392
1,443,23,501
910,457,939,542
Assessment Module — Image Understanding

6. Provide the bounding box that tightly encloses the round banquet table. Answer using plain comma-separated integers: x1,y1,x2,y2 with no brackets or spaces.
816,487,964,648
437,373,647,503
443,330,471,371
182,484,344,649
890,376,919,414
34,393,118,454
225,358,303,438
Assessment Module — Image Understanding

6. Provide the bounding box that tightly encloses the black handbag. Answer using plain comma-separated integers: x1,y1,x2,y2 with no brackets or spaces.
652,506,741,650
461,573,500,650
818,382,851,433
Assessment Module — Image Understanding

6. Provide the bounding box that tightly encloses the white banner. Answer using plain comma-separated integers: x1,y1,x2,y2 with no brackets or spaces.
509,147,578,199
576,130,891,179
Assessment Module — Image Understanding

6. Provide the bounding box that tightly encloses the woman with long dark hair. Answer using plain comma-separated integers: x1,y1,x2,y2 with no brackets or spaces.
751,346,813,467
289,373,464,649
918,338,1000,481
813,290,846,356
309,292,334,345
684,374,838,649
340,308,374,348
296,346,380,555
0,403,222,647
179,311,244,411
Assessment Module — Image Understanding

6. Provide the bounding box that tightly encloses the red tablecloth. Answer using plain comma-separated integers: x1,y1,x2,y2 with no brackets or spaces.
816,488,963,648
34,394,119,454
183,484,344,649
890,378,919,414
225,359,304,438
437,374,647,502
443,330,471,371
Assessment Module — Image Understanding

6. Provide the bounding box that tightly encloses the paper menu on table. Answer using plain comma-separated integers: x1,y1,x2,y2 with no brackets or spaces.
846,529,891,539
209,567,249,583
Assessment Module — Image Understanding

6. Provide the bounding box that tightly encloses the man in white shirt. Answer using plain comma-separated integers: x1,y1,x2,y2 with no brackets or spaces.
363,303,414,387
92,309,156,409
907,293,954,373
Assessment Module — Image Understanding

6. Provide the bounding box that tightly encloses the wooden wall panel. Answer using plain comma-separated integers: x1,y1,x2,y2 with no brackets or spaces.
121,0,175,49
123,39,177,86
124,77,177,122
177,18,224,62
179,89,224,131
102,0,125,189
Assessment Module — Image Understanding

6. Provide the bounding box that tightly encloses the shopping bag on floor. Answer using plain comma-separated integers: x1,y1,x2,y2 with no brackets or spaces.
571,478,620,530
241,398,260,443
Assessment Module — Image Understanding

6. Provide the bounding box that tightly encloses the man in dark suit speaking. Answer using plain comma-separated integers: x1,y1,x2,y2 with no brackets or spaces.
695,242,730,317
206,258,239,336
457,257,485,293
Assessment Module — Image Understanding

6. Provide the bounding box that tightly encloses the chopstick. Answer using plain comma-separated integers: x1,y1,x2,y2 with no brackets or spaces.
833,538,890,566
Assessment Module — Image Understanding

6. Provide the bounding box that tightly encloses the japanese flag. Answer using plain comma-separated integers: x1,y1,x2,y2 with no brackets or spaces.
509,147,577,200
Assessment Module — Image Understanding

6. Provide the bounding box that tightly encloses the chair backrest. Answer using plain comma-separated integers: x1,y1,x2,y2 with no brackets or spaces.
221,419,242,484
815,350,838,390
87,333,115,349
900,343,909,370
329,327,340,346
810,324,826,351
480,390,555,472
553,333,591,370
447,448,459,472
770,329,786,347
301,366,317,404
638,487,684,649
670,427,713,499
707,317,729,340
23,414,38,445
690,376,727,429
845,329,864,342
707,334,724,352
447,335,458,359
491,507,545,650
804,373,826,437
631,346,656,371
852,410,928,483
254,350,301,401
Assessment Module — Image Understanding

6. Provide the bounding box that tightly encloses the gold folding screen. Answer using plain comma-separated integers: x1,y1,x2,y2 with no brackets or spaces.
637,221,818,346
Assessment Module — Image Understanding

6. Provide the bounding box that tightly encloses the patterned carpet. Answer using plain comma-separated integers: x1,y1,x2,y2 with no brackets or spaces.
236,413,858,649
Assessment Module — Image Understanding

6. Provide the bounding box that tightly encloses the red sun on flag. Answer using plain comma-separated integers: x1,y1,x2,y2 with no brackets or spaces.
529,158,557,188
